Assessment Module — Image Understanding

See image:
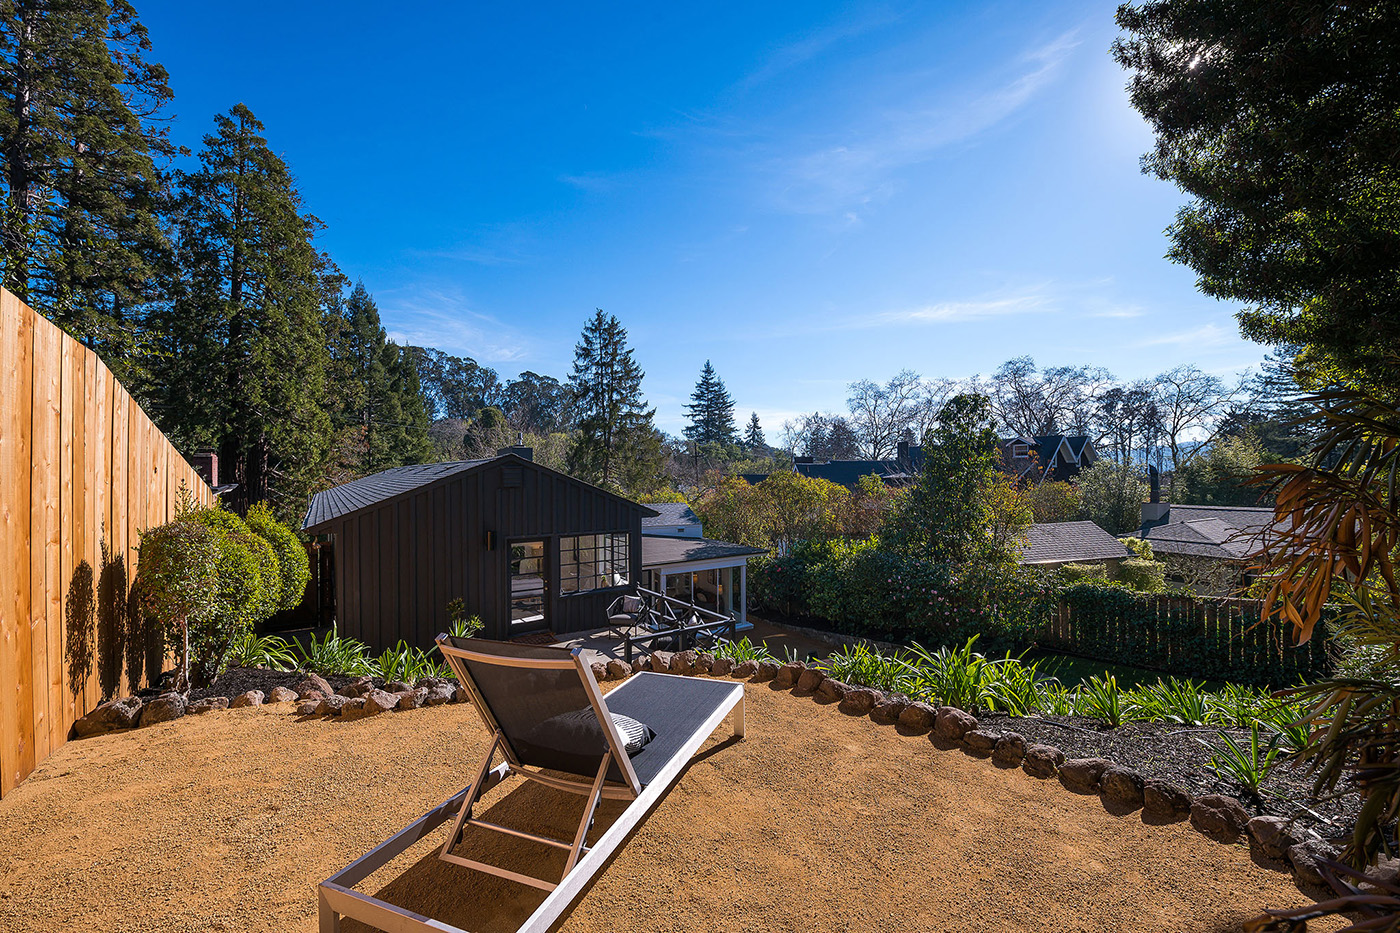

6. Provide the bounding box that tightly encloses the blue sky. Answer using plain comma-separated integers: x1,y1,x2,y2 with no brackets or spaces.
141,1,1262,435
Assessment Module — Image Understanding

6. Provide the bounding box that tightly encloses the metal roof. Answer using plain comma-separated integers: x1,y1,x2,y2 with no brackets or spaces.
1022,521,1133,565
641,502,701,527
302,460,490,530
641,534,766,568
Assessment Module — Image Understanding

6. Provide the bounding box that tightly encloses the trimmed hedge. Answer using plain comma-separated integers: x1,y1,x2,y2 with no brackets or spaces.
1042,583,1332,686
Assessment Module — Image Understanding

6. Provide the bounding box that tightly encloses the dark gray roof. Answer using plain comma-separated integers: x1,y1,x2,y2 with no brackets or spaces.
641,502,700,528
1022,521,1132,565
794,459,903,486
641,534,766,568
1139,504,1277,560
303,460,489,530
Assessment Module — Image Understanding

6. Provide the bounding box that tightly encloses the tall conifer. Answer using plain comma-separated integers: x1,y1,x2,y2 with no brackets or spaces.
683,360,737,446
566,309,662,491
153,104,332,515
0,0,176,380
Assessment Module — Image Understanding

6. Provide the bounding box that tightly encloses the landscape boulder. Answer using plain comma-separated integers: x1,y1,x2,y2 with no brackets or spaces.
385,681,412,695
934,707,978,743
1022,744,1066,779
838,688,880,716
870,696,909,726
139,693,187,727
796,668,826,694
650,651,674,673
732,660,758,678
754,660,780,681
267,686,298,704
230,690,264,709
606,659,633,680
590,661,609,682
711,657,735,677
453,685,470,703
315,695,348,716
187,696,229,716
695,652,715,674
773,663,804,688
295,700,320,716
1190,794,1250,843
991,732,1027,767
294,674,335,700
817,678,851,702
425,684,456,707
962,730,1000,755
898,702,938,733
1288,839,1340,888
339,697,368,719
74,696,143,736
1143,781,1192,820
1059,758,1112,794
396,688,427,711
669,650,697,675
1248,815,1300,861
1100,766,1146,808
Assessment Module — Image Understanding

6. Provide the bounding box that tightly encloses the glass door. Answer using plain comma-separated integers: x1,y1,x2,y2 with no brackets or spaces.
509,540,548,632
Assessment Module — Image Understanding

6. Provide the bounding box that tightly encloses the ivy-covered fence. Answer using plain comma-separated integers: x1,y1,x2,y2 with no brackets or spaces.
1040,584,1333,686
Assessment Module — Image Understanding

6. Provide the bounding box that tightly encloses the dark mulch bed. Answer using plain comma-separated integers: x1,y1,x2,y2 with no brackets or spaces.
136,666,456,704
983,711,1357,835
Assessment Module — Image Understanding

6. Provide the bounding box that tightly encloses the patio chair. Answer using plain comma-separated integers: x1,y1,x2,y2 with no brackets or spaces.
318,636,746,933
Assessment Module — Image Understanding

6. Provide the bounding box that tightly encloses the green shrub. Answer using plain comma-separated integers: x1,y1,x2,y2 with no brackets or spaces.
1058,562,1108,583
183,505,279,682
1118,536,1155,560
135,519,220,692
376,640,449,682
820,643,914,694
709,636,776,664
245,501,310,612
1116,557,1166,593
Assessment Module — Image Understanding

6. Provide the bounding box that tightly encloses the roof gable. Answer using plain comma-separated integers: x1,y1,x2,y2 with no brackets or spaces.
642,502,701,527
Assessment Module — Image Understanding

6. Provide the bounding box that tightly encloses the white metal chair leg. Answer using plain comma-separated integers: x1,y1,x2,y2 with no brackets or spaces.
563,756,611,877
441,733,503,860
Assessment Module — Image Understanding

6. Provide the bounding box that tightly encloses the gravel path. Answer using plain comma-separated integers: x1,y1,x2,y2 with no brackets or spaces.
0,678,1341,933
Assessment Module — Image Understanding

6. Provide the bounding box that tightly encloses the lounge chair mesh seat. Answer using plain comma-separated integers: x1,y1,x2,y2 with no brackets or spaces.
318,634,746,933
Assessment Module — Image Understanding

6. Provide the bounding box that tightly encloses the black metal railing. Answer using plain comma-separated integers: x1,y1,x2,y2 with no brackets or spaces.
618,586,737,664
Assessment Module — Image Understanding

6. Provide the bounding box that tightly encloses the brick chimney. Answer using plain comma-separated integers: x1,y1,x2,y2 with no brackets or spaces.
192,450,218,487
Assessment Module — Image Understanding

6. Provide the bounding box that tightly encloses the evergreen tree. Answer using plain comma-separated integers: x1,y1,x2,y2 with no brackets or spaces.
743,412,765,451
153,104,333,516
566,309,662,491
328,281,431,474
683,360,737,446
0,0,176,382
502,370,571,433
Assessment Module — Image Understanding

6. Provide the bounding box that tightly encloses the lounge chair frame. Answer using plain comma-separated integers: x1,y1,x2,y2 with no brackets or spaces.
317,639,745,933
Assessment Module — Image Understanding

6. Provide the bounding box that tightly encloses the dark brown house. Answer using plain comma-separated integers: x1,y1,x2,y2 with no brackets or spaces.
301,453,656,649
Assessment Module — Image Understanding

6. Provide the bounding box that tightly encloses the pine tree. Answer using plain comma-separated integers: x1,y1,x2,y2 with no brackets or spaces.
0,0,176,382
153,104,333,516
683,360,737,446
743,412,765,451
328,281,431,474
566,309,662,491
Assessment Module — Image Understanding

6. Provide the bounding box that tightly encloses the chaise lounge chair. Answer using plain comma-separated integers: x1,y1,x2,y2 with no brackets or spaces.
318,635,746,933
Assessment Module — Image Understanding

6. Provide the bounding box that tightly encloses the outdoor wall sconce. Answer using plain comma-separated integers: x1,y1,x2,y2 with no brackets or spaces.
484,530,495,550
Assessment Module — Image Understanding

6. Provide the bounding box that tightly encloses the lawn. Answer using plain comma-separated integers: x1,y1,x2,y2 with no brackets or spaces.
0,679,1336,933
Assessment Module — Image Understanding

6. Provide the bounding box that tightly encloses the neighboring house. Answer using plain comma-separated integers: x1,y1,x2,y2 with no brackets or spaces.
641,502,702,538
640,502,765,626
1020,521,1133,570
1138,502,1276,595
998,435,1097,484
302,451,656,648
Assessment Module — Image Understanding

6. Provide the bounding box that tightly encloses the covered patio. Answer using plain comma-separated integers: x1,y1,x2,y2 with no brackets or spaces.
638,535,764,625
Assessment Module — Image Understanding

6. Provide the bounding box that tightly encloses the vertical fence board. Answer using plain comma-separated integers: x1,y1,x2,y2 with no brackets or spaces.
57,339,77,748
29,316,61,765
0,293,27,794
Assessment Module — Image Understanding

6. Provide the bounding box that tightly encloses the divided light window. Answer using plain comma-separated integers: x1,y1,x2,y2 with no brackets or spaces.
560,533,630,594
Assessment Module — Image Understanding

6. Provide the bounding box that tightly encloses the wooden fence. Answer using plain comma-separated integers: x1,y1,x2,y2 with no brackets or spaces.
1039,586,1332,686
0,288,213,797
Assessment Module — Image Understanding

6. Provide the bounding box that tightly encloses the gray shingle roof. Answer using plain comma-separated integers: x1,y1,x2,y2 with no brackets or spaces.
303,460,489,530
1022,521,1132,565
641,534,766,567
1139,504,1277,560
641,502,700,528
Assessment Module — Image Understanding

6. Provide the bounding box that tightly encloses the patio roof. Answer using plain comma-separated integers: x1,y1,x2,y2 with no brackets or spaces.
640,534,766,568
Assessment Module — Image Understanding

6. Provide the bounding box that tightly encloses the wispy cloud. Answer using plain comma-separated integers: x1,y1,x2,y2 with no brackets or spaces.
869,290,1056,325
734,5,905,93
1133,322,1232,349
380,286,531,364
773,30,1081,215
